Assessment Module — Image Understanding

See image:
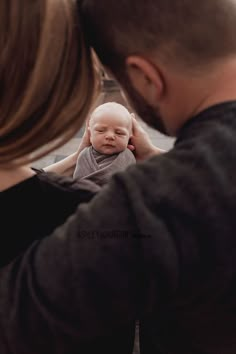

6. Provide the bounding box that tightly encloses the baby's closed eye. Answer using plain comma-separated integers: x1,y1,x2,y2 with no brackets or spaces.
116,130,126,135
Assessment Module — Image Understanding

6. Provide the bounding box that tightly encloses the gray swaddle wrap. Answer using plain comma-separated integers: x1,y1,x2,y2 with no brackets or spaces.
73,146,136,187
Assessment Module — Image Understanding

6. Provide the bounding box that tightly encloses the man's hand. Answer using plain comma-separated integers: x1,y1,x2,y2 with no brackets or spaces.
129,114,165,160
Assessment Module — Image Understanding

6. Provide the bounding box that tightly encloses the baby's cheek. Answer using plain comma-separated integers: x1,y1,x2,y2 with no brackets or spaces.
121,138,129,149
90,136,99,149
125,136,130,145
91,134,98,143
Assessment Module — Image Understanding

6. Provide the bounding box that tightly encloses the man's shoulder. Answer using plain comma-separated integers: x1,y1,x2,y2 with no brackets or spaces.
115,146,203,205
122,149,185,185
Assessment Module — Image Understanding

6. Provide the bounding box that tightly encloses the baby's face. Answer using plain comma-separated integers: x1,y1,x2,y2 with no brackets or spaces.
89,108,132,155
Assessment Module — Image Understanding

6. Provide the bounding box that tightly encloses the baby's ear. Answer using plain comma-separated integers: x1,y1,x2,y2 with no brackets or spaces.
130,113,136,119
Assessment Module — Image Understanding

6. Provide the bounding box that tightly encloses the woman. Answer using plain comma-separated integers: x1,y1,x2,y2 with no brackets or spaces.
0,0,100,267
0,1,160,353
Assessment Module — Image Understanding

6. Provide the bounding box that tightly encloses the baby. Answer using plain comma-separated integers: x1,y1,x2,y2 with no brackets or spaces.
73,102,136,187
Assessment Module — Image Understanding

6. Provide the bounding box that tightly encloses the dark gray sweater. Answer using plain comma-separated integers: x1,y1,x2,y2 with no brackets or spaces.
1,102,236,354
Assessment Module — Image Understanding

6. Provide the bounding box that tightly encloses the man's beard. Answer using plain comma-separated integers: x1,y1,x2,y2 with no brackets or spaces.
120,77,168,136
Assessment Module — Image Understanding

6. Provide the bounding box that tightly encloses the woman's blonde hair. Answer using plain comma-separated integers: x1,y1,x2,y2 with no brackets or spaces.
0,0,99,166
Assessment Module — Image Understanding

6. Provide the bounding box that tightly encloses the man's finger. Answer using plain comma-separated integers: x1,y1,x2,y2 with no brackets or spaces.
131,116,139,134
132,116,146,135
127,144,135,151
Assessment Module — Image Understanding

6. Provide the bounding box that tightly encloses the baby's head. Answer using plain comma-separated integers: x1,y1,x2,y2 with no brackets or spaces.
89,102,132,155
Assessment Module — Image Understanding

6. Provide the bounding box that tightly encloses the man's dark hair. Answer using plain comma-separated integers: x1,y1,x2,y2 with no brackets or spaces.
81,0,236,72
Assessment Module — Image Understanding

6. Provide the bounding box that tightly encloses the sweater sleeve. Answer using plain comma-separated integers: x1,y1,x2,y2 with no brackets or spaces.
0,173,145,354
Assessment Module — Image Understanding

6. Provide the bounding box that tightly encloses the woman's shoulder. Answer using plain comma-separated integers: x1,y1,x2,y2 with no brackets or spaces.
0,170,98,268
37,170,101,195
1,169,100,203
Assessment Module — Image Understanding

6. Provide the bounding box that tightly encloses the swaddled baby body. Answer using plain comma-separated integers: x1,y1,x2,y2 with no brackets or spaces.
74,102,136,187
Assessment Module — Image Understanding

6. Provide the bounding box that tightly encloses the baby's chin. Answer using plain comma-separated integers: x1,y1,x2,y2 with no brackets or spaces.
95,145,126,155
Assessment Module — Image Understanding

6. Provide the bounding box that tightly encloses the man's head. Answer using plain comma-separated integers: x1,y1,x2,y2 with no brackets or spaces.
89,102,132,155
81,0,236,135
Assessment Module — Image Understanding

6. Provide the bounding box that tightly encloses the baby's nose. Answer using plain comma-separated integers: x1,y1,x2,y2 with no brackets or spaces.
105,132,115,140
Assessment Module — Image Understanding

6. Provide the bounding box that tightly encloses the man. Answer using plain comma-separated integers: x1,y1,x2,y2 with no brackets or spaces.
2,0,236,353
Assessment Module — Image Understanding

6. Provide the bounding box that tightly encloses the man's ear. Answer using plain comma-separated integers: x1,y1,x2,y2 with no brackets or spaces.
126,56,164,107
